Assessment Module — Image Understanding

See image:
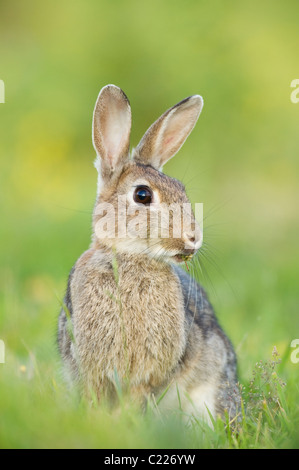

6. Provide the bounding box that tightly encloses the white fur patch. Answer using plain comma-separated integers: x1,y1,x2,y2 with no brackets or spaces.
158,380,216,428
186,383,216,426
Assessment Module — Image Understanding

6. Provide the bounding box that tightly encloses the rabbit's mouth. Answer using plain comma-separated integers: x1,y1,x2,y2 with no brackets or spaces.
171,251,195,264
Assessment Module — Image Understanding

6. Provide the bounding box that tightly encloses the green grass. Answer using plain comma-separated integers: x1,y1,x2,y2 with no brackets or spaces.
0,252,298,449
0,335,297,449
1,0,299,449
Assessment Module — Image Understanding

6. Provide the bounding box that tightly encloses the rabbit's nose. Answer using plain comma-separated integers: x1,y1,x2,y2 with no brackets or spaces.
186,233,195,243
183,232,202,251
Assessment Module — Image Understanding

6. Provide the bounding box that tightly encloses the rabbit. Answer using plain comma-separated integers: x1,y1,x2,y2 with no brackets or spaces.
57,84,240,424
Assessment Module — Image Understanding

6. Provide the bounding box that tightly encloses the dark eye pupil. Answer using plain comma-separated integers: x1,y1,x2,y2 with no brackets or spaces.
134,186,152,205
137,189,147,200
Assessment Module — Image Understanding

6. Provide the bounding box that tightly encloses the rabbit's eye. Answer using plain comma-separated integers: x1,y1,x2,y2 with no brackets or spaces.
133,186,153,205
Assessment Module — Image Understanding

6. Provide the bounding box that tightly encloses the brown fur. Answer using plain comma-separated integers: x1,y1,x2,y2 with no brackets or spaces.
58,85,240,424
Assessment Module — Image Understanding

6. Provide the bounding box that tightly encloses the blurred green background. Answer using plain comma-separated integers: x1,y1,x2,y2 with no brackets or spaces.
0,0,298,448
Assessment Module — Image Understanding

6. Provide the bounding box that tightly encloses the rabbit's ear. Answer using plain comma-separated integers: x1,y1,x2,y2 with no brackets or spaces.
93,85,131,184
134,95,203,171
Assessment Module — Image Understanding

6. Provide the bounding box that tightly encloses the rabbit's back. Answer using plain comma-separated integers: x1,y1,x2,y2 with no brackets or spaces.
168,266,239,418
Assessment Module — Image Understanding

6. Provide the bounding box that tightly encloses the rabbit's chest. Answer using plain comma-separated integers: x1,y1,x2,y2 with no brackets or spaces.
72,266,186,387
